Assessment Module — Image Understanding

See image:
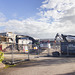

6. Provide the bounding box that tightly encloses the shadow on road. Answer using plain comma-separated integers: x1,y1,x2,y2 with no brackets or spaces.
57,71,75,75
0,57,75,75
14,57,75,68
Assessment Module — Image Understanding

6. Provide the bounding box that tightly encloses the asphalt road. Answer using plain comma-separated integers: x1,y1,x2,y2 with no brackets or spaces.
0,57,75,75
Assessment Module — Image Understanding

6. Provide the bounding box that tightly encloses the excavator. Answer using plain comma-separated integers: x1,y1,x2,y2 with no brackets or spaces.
55,33,75,42
16,35,38,51
53,33,75,56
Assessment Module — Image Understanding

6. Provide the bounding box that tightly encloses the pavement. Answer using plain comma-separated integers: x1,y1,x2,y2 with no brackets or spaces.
0,56,75,75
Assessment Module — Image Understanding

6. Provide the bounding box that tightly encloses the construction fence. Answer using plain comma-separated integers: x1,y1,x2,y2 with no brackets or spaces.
51,42,75,57
1,42,75,64
2,43,51,64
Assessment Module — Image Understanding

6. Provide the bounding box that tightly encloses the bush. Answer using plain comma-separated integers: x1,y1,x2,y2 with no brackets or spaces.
0,51,4,63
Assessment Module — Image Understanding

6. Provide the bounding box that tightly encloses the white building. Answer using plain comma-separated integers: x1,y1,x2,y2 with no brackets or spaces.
0,32,16,43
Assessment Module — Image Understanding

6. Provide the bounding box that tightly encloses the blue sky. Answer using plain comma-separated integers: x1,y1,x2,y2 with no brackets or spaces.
0,0,43,20
0,0,75,38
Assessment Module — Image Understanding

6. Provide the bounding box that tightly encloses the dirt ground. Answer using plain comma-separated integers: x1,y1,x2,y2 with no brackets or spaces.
0,56,75,75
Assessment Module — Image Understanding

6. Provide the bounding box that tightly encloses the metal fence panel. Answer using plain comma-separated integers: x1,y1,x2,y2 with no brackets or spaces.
61,42,75,56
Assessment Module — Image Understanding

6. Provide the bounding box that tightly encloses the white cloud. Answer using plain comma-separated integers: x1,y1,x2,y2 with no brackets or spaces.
0,0,75,38
0,18,52,38
38,0,75,37
42,0,49,4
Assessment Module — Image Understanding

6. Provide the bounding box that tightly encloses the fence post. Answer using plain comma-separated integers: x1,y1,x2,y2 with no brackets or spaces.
60,43,62,56
38,46,39,58
36,46,39,58
67,45,69,56
28,44,30,60
47,43,50,57
25,44,30,61
11,43,14,65
47,48,50,57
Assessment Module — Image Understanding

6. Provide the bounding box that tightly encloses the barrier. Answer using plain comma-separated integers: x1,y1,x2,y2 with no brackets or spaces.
3,42,75,64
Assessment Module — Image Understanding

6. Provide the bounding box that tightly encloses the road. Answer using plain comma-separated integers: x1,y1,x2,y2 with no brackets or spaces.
0,56,75,75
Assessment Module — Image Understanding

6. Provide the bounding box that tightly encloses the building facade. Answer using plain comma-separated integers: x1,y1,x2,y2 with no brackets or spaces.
0,32,16,43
